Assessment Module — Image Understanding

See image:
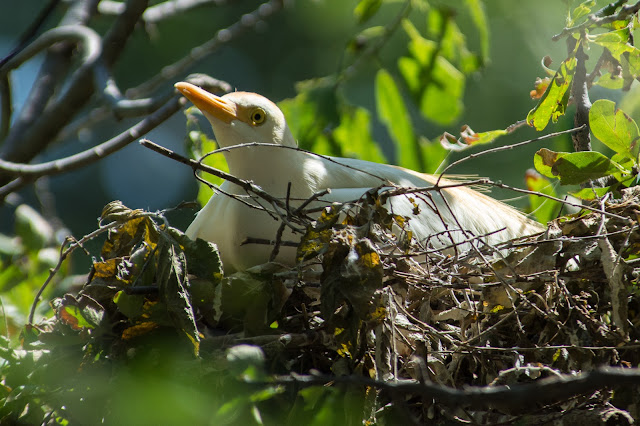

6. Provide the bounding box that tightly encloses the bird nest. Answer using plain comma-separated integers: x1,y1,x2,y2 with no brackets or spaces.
26,186,640,424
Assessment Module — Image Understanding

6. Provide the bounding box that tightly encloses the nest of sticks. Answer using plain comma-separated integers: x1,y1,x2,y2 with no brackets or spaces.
28,185,640,424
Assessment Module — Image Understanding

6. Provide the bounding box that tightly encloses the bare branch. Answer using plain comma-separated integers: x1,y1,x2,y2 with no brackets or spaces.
0,96,185,199
127,0,287,99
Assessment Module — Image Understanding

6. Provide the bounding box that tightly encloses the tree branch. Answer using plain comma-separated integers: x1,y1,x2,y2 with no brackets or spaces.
126,0,286,99
0,96,186,199
263,366,640,409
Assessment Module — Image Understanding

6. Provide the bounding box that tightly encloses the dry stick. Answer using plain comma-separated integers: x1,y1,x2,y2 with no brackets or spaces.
140,139,289,212
0,96,186,199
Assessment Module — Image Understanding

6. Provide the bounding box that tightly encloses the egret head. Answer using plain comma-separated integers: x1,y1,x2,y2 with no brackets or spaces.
175,82,297,148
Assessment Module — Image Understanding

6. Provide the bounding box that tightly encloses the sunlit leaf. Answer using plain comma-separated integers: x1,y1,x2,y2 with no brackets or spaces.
419,57,464,125
590,28,633,58
594,72,624,90
333,106,386,163
464,0,490,61
590,99,640,158
527,56,577,131
570,186,612,200
569,0,595,26
459,125,508,145
439,126,508,152
375,69,418,169
534,148,626,185
279,77,340,152
354,0,382,24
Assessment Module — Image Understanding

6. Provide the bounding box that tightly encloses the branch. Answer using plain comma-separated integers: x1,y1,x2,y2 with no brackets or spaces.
552,0,640,41
0,0,61,69
436,125,586,186
262,366,640,409
570,37,592,153
0,0,99,162
0,0,148,170
142,0,230,24
126,0,286,99
0,96,185,199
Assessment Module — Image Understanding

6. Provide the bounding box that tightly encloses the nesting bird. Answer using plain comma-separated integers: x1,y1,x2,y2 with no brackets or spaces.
175,82,544,272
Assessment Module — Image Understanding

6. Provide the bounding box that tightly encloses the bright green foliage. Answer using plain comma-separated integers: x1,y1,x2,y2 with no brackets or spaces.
534,148,626,185
375,69,419,169
333,106,387,163
527,56,577,131
590,99,640,160
354,0,383,24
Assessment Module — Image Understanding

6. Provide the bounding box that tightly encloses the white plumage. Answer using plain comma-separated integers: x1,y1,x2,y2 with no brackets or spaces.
176,82,544,272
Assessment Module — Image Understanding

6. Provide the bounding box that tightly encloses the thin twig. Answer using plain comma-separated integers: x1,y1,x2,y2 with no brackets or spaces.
0,96,185,199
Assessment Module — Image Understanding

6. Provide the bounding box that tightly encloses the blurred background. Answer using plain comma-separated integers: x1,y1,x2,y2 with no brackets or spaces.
0,0,593,255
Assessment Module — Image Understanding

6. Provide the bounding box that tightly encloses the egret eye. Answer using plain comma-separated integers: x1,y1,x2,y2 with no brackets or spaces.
250,108,266,125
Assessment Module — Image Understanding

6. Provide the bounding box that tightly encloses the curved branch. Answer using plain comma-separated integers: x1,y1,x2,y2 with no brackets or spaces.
0,95,186,199
0,0,62,69
0,0,148,171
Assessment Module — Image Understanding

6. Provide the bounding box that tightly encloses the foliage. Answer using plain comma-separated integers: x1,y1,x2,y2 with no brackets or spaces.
4,0,640,424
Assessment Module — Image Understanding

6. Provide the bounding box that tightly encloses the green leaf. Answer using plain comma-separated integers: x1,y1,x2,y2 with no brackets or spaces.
157,237,200,355
14,205,54,252
333,106,386,163
590,28,633,59
570,186,612,200
278,77,340,152
594,72,624,90
534,148,626,185
525,170,560,224
419,57,464,125
590,99,640,158
354,0,382,24
527,56,577,131
375,69,418,169
569,0,596,26
464,0,490,61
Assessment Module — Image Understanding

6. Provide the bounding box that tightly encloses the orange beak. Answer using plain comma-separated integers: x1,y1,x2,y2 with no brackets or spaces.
174,82,237,123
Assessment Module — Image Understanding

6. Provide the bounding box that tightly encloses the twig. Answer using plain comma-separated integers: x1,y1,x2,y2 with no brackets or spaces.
142,0,232,24
127,0,286,99
28,222,119,325
0,96,185,199
0,0,62,69
551,0,640,41
436,125,586,186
